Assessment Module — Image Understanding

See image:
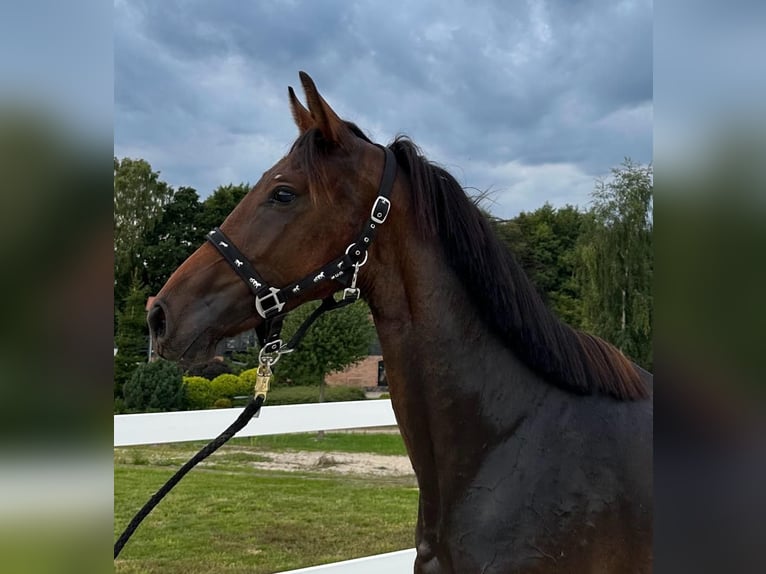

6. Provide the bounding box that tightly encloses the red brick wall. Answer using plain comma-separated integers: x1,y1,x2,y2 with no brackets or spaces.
325,355,383,388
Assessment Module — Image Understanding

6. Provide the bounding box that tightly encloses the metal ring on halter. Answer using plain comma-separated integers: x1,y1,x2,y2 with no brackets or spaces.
258,345,283,366
345,242,369,267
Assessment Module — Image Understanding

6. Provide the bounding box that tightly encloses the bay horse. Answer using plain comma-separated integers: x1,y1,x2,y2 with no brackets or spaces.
148,72,653,573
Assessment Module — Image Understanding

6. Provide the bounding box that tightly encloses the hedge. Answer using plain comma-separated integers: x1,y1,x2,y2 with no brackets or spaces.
265,385,365,405
184,376,218,410
239,368,259,389
181,375,366,410
210,373,247,398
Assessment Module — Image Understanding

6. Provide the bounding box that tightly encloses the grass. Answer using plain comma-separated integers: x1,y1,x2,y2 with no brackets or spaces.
1,524,109,574
241,431,407,456
114,431,408,467
115,432,418,573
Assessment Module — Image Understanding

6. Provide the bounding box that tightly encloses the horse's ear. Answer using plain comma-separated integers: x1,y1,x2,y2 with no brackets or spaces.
299,71,346,144
288,86,313,134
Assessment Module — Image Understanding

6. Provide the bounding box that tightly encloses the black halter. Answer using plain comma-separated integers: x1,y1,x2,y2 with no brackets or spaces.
206,145,396,360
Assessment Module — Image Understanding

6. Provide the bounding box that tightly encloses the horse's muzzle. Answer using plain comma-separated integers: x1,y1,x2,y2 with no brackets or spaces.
147,299,170,358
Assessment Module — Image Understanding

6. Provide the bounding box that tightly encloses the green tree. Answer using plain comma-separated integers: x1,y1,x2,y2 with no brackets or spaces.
114,275,149,399
492,203,589,327
141,186,205,295
197,183,251,232
270,300,376,398
114,157,172,305
124,359,185,412
577,159,653,369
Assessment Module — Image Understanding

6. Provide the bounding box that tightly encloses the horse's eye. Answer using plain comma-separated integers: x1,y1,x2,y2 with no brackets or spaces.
271,186,297,204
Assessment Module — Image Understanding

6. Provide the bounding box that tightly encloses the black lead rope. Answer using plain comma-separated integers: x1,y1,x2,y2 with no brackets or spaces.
114,395,264,559
114,296,362,559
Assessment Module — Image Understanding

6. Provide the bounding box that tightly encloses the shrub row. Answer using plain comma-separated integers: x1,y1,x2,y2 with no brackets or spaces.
115,363,368,413
183,370,259,409
265,385,365,406
183,369,366,409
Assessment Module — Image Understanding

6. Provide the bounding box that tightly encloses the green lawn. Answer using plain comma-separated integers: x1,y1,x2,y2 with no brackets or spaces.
238,431,407,456
115,432,418,573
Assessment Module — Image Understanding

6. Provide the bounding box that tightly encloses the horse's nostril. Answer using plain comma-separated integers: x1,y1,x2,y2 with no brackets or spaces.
147,303,166,339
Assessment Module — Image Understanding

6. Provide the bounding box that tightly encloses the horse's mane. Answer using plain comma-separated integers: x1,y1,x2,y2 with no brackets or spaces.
389,137,648,401
294,127,648,400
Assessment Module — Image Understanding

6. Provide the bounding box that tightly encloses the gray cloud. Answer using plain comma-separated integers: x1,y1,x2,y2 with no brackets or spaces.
115,0,652,218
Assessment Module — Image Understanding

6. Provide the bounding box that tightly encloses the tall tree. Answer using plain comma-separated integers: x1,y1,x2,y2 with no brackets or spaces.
577,159,653,370
197,183,251,232
114,157,172,304
492,203,589,328
269,300,376,396
141,186,204,295
114,275,150,399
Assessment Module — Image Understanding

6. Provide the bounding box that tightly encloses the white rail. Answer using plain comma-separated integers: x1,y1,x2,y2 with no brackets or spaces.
277,548,417,573
115,399,416,573
114,399,399,446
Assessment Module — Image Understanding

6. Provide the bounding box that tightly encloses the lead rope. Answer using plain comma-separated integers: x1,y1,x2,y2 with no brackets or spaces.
114,292,358,559
114,393,266,559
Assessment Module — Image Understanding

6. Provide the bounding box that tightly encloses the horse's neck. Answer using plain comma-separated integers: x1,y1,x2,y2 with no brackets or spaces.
363,233,545,501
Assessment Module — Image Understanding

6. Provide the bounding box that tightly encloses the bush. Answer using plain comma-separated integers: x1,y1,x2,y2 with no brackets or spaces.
114,397,127,414
124,359,184,412
180,374,368,409
237,368,258,397
185,359,232,379
183,376,216,410
210,373,243,398
233,376,254,397
326,386,367,402
239,368,259,388
265,385,366,406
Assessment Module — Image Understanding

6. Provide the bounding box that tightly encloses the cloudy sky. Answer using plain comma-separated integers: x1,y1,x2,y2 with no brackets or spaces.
114,0,652,219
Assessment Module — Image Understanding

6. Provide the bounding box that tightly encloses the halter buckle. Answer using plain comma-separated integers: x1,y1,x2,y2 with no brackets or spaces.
370,196,391,224
255,287,285,319
261,338,284,356
342,287,360,302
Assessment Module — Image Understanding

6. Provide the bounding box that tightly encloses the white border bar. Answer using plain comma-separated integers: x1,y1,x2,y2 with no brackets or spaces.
275,548,417,574
114,399,397,446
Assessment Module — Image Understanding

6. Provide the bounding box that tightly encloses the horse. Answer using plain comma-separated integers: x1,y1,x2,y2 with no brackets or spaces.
148,72,653,573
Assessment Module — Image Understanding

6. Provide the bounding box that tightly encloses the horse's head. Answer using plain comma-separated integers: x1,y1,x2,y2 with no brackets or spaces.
148,72,388,363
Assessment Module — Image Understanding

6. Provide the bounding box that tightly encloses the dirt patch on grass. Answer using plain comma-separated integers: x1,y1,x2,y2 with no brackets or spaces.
223,449,415,477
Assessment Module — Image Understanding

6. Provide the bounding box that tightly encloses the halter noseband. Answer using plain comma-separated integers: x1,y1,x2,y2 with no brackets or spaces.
205,144,396,361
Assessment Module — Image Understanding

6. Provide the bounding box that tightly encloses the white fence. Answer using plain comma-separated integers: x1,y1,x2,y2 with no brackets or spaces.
114,399,416,573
